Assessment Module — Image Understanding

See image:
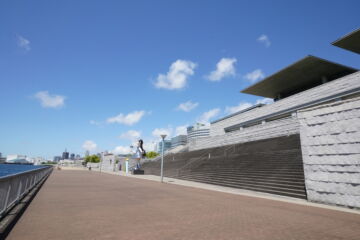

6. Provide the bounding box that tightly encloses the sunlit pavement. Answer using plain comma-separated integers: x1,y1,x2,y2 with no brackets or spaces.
7,170,360,240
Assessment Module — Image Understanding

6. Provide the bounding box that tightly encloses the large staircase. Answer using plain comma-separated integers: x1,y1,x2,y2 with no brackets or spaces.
142,135,307,199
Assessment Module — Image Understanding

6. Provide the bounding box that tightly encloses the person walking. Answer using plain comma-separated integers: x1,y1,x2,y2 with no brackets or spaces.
134,139,145,170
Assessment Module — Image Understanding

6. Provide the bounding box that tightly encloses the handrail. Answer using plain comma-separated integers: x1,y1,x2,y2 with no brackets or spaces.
0,165,50,181
0,165,53,219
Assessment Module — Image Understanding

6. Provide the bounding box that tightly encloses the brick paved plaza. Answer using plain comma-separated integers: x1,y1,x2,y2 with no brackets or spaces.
7,170,360,240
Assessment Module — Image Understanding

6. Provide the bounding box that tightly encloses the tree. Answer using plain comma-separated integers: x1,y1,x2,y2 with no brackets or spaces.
85,155,100,163
146,151,159,159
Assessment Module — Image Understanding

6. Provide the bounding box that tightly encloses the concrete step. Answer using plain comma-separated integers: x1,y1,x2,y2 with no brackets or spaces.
200,162,303,166
184,169,305,176
177,174,305,189
177,172,305,184
175,177,307,199
176,171,305,182
198,166,304,171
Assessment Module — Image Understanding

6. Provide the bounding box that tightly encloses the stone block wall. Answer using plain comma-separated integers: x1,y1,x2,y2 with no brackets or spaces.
298,96,360,208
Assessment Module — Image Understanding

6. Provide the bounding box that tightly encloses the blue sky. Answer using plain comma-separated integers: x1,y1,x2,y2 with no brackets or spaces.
1,0,359,158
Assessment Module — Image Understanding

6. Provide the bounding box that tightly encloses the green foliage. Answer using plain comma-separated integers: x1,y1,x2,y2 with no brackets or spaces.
146,151,159,159
85,155,100,163
42,161,57,165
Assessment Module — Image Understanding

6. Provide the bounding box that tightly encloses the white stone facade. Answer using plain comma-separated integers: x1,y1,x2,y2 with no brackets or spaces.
298,96,360,208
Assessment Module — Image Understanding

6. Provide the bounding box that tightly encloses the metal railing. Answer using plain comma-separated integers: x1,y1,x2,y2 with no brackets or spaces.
0,166,53,219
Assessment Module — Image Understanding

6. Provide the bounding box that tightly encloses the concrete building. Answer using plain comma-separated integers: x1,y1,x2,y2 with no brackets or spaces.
183,29,360,208
32,157,44,165
156,140,172,154
101,153,117,172
6,154,30,164
191,55,358,149
62,149,69,160
171,135,187,148
0,152,6,163
187,123,210,142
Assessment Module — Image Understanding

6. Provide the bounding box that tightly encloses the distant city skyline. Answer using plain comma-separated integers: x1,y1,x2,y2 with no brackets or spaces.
1,1,359,158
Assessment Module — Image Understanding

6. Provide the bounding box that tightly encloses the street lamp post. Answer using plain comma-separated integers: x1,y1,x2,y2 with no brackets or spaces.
100,152,103,173
127,145,133,174
160,134,167,183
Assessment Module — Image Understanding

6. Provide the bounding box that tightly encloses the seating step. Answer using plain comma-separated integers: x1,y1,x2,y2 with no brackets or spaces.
182,169,305,176
177,172,305,184
177,175,305,192
176,177,307,199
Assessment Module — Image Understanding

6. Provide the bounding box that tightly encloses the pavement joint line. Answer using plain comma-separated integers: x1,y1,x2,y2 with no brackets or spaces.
61,167,360,215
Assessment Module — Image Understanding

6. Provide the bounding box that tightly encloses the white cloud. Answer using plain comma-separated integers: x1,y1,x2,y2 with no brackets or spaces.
143,141,157,152
175,125,188,136
107,110,146,126
244,69,265,83
176,101,199,112
82,140,97,152
154,60,197,90
89,120,102,126
17,35,30,51
112,146,132,155
152,127,173,138
207,58,237,81
225,98,273,115
256,98,274,105
225,102,253,114
34,91,66,108
257,34,271,47
119,130,141,141
198,108,221,124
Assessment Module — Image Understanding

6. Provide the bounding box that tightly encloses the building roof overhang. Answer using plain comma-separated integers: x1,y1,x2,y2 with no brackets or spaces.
240,55,358,99
332,28,360,54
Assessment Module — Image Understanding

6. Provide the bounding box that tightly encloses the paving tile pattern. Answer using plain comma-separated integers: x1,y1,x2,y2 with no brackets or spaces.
7,170,360,240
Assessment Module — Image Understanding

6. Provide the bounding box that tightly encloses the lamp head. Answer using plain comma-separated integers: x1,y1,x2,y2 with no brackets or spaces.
160,134,167,140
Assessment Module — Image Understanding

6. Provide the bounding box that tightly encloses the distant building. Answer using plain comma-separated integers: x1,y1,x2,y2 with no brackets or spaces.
101,153,117,172
53,156,61,162
70,153,75,160
75,154,81,160
0,152,5,163
187,123,210,141
32,157,44,165
62,149,69,160
6,154,30,164
171,135,187,148
85,150,90,157
156,140,172,153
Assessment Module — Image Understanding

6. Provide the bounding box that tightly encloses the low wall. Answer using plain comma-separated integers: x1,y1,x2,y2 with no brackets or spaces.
189,117,299,151
298,96,360,208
